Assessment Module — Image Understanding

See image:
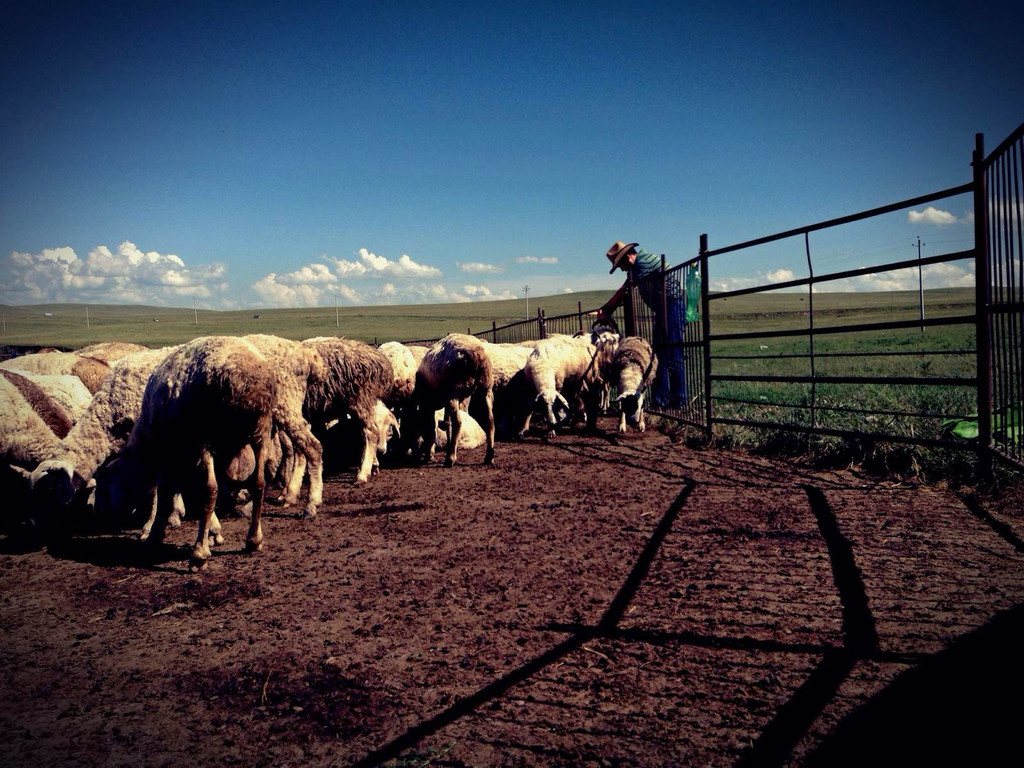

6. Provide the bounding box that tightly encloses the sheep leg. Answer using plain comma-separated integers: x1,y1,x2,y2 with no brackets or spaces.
209,509,224,546
482,388,495,465
139,488,160,542
189,452,219,571
281,420,322,518
355,422,376,484
168,492,185,529
245,437,267,553
618,410,627,433
444,399,461,467
280,452,306,505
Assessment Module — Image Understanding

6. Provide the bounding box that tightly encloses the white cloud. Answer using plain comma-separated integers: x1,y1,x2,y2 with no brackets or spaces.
765,268,796,283
457,261,504,274
819,262,975,292
908,206,960,225
710,261,976,294
1,241,228,306
563,287,574,293
329,248,442,278
514,255,559,264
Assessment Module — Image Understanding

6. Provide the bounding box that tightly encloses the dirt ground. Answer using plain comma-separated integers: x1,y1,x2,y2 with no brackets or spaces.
2,417,1023,767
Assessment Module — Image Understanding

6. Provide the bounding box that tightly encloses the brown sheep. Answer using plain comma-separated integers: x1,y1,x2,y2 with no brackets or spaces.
97,336,277,571
414,333,495,467
300,337,395,485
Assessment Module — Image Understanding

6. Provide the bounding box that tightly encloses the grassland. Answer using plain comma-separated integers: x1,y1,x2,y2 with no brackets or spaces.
0,291,610,350
0,287,976,349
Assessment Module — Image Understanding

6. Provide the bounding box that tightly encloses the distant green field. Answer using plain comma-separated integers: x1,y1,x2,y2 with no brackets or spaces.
0,291,612,350
0,287,976,351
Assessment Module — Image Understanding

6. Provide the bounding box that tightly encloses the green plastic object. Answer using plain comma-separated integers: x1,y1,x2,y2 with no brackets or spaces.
685,266,701,323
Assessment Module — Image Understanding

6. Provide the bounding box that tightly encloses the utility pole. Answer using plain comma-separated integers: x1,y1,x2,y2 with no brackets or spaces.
194,297,198,326
915,236,925,332
86,306,90,329
523,285,530,319
335,289,339,328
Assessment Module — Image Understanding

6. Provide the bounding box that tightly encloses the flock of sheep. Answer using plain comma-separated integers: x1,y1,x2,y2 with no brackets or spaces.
1,328,657,571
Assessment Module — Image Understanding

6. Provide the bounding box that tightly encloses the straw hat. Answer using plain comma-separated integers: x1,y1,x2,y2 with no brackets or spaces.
606,241,638,274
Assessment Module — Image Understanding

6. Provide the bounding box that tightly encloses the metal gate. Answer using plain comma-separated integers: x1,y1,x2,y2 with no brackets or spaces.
978,125,1024,469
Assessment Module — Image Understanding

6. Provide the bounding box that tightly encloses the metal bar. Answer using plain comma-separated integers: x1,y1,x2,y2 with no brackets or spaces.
703,184,974,258
700,234,713,439
710,313,976,342
979,121,1024,171
805,231,816,430
711,249,973,300
974,133,993,475
711,374,975,386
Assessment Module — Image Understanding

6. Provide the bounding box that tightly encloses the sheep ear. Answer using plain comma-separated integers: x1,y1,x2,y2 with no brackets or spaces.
9,465,31,482
112,417,134,440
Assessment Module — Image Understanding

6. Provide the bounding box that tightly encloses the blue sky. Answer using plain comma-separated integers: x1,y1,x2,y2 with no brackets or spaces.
1,1,1021,309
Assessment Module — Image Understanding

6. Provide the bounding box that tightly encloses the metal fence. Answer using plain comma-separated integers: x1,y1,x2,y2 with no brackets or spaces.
979,125,1024,468
405,123,1023,472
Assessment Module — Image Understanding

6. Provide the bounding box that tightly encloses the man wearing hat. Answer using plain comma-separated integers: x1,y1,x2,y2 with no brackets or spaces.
598,240,688,408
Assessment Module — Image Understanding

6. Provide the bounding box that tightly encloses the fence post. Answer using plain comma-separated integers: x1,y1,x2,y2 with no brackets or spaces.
805,232,817,432
973,132,993,481
700,234,713,443
492,320,497,342
538,307,547,339
578,301,583,332
660,252,669,342
625,272,636,336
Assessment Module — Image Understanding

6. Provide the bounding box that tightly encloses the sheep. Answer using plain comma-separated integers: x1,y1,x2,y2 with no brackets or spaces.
299,337,395,486
241,334,328,517
478,340,534,439
0,375,68,525
377,341,422,403
0,351,111,394
413,333,495,467
96,336,276,570
76,341,150,366
374,341,429,459
434,406,487,450
1,375,64,473
322,399,401,474
611,336,659,433
0,370,93,426
30,346,180,507
520,328,620,437
0,369,77,440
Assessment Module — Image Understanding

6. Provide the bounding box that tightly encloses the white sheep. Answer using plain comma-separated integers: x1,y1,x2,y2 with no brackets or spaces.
241,334,328,517
97,336,277,571
478,340,534,439
520,328,619,436
433,406,487,450
377,341,421,402
324,399,401,473
0,350,111,394
1,375,64,473
0,369,77,441
300,337,395,485
611,336,659,433
414,333,495,467
2,370,93,425
76,341,151,365
30,346,180,506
